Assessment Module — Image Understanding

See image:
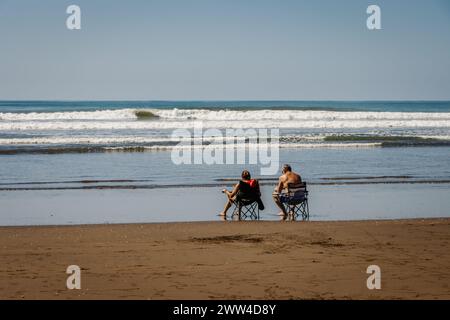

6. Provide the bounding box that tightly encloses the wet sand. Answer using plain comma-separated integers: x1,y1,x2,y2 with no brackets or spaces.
1,218,449,299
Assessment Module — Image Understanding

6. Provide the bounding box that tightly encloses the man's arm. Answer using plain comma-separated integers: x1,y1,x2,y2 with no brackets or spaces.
275,177,284,194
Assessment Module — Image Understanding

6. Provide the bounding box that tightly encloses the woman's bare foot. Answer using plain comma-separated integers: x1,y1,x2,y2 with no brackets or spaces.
218,212,226,216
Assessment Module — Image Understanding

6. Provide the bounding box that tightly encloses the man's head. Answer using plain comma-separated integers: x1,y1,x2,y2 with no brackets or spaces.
241,170,251,180
282,164,292,174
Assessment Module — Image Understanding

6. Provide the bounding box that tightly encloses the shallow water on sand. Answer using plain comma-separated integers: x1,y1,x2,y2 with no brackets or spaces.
1,147,450,188
1,184,449,226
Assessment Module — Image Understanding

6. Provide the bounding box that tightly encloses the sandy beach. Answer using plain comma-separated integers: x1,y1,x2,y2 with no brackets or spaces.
1,218,449,300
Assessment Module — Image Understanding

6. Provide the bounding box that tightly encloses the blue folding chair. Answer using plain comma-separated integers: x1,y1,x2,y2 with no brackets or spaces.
280,182,309,221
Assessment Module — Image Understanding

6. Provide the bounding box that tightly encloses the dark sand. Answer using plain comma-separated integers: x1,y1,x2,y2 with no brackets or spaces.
1,219,449,299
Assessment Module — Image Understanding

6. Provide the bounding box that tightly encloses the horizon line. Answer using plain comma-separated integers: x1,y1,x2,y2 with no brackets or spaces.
1,99,450,102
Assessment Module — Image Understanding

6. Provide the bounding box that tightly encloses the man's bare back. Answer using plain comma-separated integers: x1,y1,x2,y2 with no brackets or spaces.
277,171,302,193
273,164,302,218
275,170,302,193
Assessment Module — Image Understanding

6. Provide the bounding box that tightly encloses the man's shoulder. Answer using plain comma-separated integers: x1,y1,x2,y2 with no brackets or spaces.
292,171,301,178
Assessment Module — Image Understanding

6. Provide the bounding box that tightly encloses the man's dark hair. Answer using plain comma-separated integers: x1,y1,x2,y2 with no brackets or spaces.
241,170,251,180
283,164,292,172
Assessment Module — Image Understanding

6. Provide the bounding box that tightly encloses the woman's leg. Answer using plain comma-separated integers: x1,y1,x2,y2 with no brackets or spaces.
221,198,233,215
219,190,235,216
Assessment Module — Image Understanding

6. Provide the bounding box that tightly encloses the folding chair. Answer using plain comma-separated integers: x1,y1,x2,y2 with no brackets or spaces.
230,198,260,221
281,182,310,221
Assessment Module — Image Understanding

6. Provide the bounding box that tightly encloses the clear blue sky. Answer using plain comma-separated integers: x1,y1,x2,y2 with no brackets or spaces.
1,0,449,100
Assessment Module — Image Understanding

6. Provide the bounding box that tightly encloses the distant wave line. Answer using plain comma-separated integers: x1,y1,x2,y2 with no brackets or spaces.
1,108,450,122
2,179,450,191
0,143,385,154
0,175,422,186
0,179,152,186
1,134,450,146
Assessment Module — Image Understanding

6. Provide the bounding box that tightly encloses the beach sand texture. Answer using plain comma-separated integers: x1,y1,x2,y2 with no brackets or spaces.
1,219,449,299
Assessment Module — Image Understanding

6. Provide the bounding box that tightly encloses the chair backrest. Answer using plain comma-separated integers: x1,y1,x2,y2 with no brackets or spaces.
286,182,307,201
287,182,306,191
239,180,259,196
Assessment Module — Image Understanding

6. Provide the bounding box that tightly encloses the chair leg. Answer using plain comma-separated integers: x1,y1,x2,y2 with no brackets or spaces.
306,200,310,221
301,201,309,221
254,205,259,220
232,202,259,221
281,199,309,222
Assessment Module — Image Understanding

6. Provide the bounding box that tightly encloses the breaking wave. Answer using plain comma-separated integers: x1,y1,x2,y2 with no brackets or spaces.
1,107,450,153
1,108,450,121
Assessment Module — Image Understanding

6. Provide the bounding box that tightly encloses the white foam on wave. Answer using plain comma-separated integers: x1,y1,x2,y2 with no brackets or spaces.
1,108,450,122
0,135,262,145
0,133,382,149
0,109,136,121
2,133,448,146
0,136,176,145
152,109,450,121
104,142,382,151
1,108,449,136
1,119,449,131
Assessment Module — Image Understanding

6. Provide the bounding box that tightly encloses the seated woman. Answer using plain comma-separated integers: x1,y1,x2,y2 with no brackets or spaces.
219,170,264,218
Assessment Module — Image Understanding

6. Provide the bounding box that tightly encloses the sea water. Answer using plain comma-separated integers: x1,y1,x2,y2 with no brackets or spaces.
1,101,449,225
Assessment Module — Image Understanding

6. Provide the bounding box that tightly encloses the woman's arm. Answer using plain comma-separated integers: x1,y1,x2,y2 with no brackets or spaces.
229,183,240,197
224,183,240,199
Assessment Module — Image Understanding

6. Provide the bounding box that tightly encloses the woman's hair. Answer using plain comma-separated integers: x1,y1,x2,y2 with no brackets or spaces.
241,170,251,180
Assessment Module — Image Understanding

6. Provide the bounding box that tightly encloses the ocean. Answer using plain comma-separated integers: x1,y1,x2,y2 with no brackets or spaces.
1,101,450,225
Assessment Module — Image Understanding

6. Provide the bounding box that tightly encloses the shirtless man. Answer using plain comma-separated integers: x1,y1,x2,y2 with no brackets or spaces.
272,164,302,218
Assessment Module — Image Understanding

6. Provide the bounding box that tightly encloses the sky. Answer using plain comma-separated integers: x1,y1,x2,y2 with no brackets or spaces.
0,0,449,100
